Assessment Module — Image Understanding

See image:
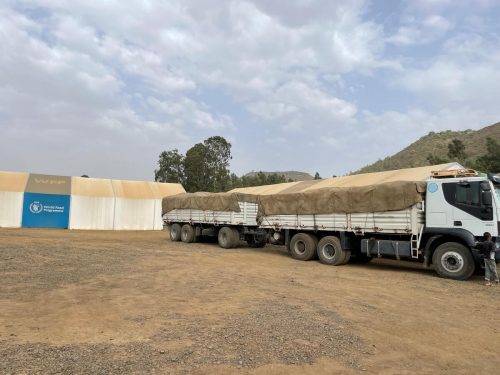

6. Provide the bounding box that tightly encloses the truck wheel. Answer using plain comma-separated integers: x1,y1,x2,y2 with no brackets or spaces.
289,233,318,260
181,224,196,243
231,228,240,248
218,227,236,249
432,242,475,280
341,250,351,264
317,236,346,266
169,223,182,242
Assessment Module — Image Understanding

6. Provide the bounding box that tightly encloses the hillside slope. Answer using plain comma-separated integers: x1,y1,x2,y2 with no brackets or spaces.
355,122,500,174
244,170,314,181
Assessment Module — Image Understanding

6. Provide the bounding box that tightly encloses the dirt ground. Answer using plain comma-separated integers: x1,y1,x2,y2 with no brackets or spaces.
1,229,499,375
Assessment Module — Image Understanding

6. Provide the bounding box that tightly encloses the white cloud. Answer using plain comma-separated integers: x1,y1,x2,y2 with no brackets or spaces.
387,14,452,45
1,0,499,179
248,80,357,130
395,34,500,108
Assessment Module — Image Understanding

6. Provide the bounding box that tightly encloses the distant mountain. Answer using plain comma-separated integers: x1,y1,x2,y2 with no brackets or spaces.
354,122,500,174
244,170,314,181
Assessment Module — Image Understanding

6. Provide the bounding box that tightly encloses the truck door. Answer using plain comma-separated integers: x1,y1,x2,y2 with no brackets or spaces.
442,181,497,236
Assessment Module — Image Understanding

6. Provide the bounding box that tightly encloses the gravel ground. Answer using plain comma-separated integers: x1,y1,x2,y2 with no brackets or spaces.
0,301,363,374
0,228,499,374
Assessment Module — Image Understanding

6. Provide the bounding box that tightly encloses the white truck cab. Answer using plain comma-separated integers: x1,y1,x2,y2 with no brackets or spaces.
425,176,499,237
422,173,500,279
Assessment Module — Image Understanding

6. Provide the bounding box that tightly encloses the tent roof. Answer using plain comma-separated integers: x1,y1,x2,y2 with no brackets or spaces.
112,180,156,199
302,163,463,191
148,182,186,199
229,163,464,194
230,181,300,195
0,171,29,192
71,177,115,197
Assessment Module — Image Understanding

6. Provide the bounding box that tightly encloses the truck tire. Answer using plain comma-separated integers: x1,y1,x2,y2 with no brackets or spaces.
218,227,236,249
169,223,182,242
317,236,346,266
432,242,475,280
341,250,351,265
231,228,240,248
289,233,318,260
181,224,196,243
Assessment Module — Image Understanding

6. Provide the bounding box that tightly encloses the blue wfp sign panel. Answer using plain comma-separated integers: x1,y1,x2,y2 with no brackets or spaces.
22,193,71,228
21,173,72,229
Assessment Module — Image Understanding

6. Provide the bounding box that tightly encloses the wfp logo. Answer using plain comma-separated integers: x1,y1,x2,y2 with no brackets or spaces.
29,201,43,214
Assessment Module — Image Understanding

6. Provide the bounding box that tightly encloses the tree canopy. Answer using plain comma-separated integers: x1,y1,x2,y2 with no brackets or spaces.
155,136,290,192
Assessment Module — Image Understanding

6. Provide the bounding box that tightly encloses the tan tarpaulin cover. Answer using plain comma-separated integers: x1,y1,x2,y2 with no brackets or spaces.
162,192,260,215
257,180,427,216
162,181,426,215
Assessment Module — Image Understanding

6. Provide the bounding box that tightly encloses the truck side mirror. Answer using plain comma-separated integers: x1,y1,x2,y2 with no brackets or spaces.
481,191,493,207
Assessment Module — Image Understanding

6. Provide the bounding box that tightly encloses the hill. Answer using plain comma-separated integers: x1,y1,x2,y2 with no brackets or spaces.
354,122,500,174
244,170,314,181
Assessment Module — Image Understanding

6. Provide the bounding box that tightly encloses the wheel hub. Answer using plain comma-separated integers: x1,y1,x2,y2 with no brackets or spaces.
322,244,336,259
441,251,464,273
295,241,306,254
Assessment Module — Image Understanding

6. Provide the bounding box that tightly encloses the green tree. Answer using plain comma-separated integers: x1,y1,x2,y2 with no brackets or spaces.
475,137,500,172
184,143,209,192
447,139,467,163
314,172,321,180
427,154,448,165
203,136,232,192
229,173,242,189
154,149,185,183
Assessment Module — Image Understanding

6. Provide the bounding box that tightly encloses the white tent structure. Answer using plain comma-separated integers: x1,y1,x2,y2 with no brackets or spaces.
231,163,464,194
69,177,115,230
149,182,185,230
0,170,185,230
111,179,185,230
0,171,28,228
70,177,185,230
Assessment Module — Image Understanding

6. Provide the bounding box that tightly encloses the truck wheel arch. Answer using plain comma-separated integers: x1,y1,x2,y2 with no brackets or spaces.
423,228,476,262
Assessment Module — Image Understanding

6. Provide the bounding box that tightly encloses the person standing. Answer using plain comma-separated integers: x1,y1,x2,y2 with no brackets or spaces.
482,232,499,286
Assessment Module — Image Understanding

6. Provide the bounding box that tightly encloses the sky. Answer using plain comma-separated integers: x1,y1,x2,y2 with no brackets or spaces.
1,0,500,181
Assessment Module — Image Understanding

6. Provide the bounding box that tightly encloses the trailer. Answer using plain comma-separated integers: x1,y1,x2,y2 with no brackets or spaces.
163,171,500,280
163,198,267,248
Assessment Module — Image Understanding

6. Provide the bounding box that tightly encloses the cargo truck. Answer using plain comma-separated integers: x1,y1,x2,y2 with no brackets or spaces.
163,171,500,280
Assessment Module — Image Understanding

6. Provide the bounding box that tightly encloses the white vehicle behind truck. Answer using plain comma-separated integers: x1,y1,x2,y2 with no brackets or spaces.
163,171,500,280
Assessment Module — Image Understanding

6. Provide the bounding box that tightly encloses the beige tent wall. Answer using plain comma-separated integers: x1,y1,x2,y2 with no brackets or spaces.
112,180,157,230
0,171,28,228
1,170,186,230
149,182,186,230
69,177,116,230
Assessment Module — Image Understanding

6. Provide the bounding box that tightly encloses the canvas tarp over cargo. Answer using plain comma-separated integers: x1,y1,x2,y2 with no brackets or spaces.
162,181,427,216
257,180,427,216
162,192,260,215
